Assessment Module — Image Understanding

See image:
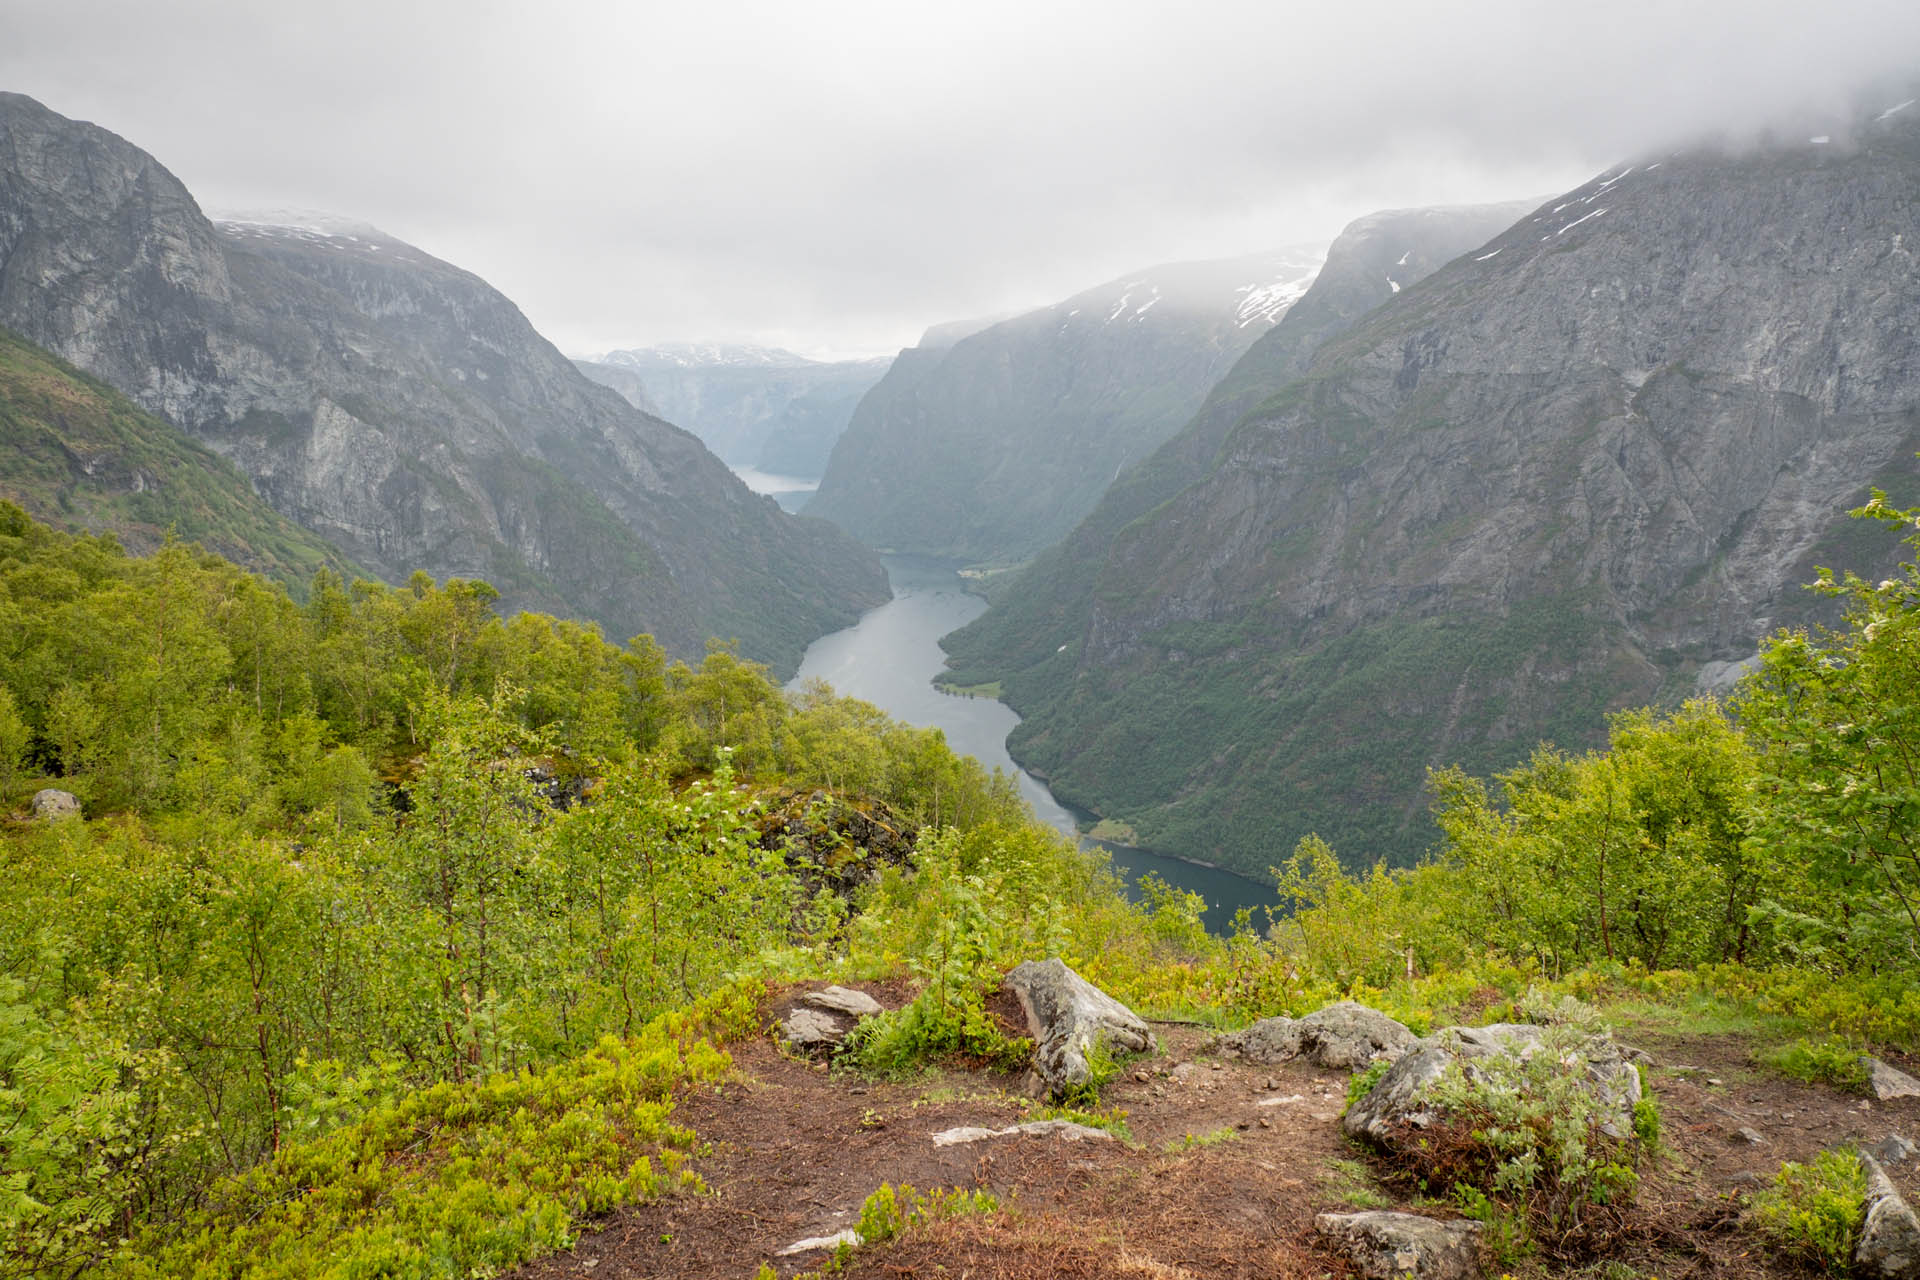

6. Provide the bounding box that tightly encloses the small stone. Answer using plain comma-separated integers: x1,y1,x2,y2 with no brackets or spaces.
1708,1077,1725,1086
1734,1126,1768,1146
1258,1116,1273,1129
1133,1069,1149,1083
778,1229,862,1256
1265,1076,1278,1090
1727,1171,1765,1189
1236,1120,1250,1130
1868,1134,1918,1165
1866,1057,1920,1102
930,1120,1116,1147
800,985,884,1018
1170,1062,1197,1082
1211,1061,1224,1071
1315,1211,1482,1280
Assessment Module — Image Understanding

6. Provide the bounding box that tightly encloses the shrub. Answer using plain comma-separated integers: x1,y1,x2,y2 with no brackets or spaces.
1395,1026,1651,1258
1756,1036,1871,1093
1748,1148,1868,1275
856,1182,998,1245
1345,1059,1392,1113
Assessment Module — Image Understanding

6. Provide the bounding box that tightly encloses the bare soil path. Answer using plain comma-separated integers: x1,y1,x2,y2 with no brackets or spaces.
516,985,1920,1280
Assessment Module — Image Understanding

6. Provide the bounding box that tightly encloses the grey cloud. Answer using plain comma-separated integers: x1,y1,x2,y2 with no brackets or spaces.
4,0,1917,355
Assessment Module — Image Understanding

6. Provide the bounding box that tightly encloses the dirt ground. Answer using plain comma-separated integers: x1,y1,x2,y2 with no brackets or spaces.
514,984,1920,1280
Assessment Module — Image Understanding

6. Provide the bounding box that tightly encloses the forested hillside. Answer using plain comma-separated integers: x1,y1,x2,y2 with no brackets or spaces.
6,494,1920,1278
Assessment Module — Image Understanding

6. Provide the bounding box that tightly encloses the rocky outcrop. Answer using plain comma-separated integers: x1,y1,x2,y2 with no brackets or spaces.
30,788,79,821
754,791,917,902
1217,1002,1419,1069
1858,1153,1920,1279
944,98,1920,871
1003,958,1154,1098
1344,1024,1642,1146
807,248,1323,564
1315,1211,1483,1280
0,93,886,674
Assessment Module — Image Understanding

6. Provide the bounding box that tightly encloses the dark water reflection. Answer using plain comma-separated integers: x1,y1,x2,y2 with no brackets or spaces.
788,556,1277,931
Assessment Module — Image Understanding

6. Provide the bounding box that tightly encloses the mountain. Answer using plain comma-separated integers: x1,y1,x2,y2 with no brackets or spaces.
577,344,892,479
0,323,356,584
804,248,1326,565
0,93,886,674
943,101,1920,875
941,201,1534,680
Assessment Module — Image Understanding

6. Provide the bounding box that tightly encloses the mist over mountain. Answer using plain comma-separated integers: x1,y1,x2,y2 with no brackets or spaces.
0,91,886,673
942,97,1920,873
805,249,1324,565
575,344,891,480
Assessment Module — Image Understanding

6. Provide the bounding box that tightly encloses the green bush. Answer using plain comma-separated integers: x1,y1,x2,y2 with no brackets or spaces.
1756,1036,1871,1093
1401,1026,1652,1258
855,1182,998,1246
1748,1148,1868,1275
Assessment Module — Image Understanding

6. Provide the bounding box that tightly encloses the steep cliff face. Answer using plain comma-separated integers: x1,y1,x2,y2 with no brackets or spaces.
954,106,1920,873
805,249,1324,564
942,202,1533,688
0,93,886,673
0,323,356,585
578,345,891,480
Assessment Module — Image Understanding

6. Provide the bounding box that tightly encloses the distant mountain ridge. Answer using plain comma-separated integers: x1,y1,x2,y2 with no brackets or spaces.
805,247,1325,565
0,92,887,674
577,345,892,480
942,100,1920,873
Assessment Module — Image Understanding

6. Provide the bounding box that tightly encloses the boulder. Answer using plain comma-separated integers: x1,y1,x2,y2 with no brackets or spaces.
1344,1023,1642,1147
778,985,884,1052
1218,1002,1419,1069
1315,1211,1483,1280
1867,1057,1920,1102
1857,1153,1920,1279
31,788,79,821
1003,958,1154,1098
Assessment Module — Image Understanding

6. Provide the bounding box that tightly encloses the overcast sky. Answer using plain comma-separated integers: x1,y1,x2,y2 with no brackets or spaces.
6,1,1918,358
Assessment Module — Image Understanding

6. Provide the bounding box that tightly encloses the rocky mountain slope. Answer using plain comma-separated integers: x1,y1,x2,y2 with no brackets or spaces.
942,201,1533,689
577,344,891,479
0,93,886,673
947,103,1920,873
805,249,1325,564
0,323,356,585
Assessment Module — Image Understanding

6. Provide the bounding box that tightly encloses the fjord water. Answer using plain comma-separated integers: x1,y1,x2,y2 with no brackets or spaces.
789,555,1276,930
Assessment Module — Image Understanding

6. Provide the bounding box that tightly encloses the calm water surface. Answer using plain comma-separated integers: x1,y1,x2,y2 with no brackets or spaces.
789,555,1276,930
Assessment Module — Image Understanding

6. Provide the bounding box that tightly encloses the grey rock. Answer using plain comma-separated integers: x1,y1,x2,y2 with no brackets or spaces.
1315,1210,1483,1280
779,1007,852,1052
1003,958,1154,1099
1857,1153,1920,1279
30,789,79,821
1344,1024,1642,1147
930,1119,1117,1147
1734,1126,1768,1146
1218,1002,1419,1069
800,986,884,1018
1867,1057,1920,1102
1870,1134,1919,1165
0,92,886,676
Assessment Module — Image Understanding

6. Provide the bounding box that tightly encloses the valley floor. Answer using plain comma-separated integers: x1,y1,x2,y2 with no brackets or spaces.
517,984,1920,1280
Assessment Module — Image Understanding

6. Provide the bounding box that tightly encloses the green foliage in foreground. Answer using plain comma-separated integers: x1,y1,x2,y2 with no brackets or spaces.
1755,1037,1871,1094
1748,1147,1868,1275
1409,1026,1651,1260
114,988,755,1280
855,1182,1000,1246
